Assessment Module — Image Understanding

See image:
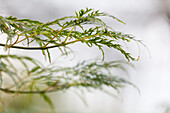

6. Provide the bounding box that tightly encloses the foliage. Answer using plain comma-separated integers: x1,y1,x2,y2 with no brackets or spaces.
0,8,139,61
0,8,142,111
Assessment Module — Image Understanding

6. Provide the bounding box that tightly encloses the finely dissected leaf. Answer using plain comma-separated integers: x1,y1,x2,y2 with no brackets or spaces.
0,54,137,94
0,55,43,89
40,93,54,110
0,72,2,87
6,71,19,90
46,49,51,63
30,66,41,73
0,8,142,61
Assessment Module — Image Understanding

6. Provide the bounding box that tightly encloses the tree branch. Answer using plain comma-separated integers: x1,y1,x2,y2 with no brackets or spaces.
0,43,64,50
0,34,99,50
0,87,69,94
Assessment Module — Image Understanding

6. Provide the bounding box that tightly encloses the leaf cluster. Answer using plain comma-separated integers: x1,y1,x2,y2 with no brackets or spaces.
0,8,140,61
0,55,135,94
0,8,142,110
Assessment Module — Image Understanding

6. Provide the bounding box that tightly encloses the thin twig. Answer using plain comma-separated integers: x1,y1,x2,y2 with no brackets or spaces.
44,27,64,47
63,26,75,43
15,33,37,44
8,34,20,48
0,33,100,50
0,85,68,94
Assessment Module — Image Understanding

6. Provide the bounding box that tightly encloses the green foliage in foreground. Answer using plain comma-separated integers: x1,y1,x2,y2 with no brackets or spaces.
0,8,142,112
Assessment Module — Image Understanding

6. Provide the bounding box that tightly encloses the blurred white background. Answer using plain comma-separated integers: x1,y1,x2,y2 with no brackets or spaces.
0,0,170,113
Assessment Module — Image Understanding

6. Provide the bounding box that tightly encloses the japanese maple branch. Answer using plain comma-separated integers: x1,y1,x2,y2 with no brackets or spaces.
0,84,68,94
0,34,99,50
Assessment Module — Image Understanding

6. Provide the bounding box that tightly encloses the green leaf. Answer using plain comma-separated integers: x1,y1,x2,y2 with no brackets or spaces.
40,93,55,112
0,72,2,87
30,66,41,73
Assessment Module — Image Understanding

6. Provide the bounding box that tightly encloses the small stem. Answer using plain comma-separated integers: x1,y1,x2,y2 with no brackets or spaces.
15,33,37,44
63,26,75,43
65,33,100,44
0,83,68,94
43,80,60,91
44,27,64,47
8,34,20,48
0,87,48,94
